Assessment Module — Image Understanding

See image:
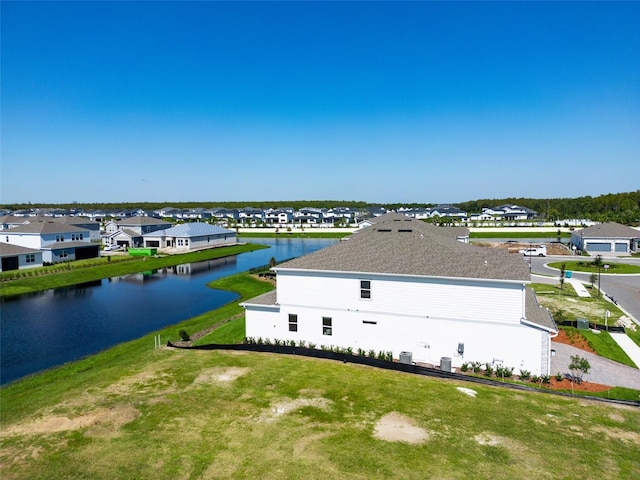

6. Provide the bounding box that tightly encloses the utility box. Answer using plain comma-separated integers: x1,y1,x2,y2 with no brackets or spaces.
399,351,413,365
566,271,572,278
577,318,589,330
440,357,452,372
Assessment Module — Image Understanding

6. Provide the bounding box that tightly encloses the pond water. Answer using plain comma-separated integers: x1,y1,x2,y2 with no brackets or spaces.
0,238,337,385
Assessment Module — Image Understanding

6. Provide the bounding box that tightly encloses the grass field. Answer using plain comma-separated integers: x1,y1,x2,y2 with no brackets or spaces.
546,261,640,274
2,274,640,479
0,243,267,297
238,231,350,239
470,231,571,239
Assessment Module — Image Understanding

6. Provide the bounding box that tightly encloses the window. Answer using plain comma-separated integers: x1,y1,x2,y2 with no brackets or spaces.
25,254,35,263
288,314,298,332
360,280,371,299
59,250,68,258
322,317,332,336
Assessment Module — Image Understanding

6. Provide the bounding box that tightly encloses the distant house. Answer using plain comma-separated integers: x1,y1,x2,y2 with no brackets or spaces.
209,208,239,222
429,206,467,220
242,213,557,376
143,222,236,251
265,208,294,225
39,215,102,242
0,243,43,271
2,220,99,263
104,217,172,248
0,215,30,230
238,207,264,224
571,222,640,254
483,205,537,220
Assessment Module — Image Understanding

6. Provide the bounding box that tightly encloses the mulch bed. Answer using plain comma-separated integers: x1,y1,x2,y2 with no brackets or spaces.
552,328,597,354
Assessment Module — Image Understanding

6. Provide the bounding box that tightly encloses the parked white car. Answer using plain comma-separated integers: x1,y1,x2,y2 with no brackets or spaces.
519,246,547,257
104,244,122,251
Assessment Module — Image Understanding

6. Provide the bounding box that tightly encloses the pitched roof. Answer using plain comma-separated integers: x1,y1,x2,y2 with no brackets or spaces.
524,287,557,331
0,242,41,257
4,220,88,235
116,217,171,227
573,222,640,239
144,222,235,238
276,213,530,281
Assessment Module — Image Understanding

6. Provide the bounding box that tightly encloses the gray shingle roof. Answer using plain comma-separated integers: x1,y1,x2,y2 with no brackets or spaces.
5,221,88,235
0,242,41,257
574,222,640,239
241,290,278,307
524,287,557,331
117,217,171,227
276,213,530,281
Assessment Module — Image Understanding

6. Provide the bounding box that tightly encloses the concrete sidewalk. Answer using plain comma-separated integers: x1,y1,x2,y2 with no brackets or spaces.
567,279,591,297
610,332,640,369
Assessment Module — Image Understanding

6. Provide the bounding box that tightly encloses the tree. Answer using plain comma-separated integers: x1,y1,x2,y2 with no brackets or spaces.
568,355,591,384
589,273,597,289
559,263,566,291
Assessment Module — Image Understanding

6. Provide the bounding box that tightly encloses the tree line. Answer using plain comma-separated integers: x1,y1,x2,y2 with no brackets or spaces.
2,190,639,225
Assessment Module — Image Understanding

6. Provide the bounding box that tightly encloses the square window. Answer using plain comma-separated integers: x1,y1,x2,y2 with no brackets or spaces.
322,317,332,336
288,314,298,332
360,280,371,299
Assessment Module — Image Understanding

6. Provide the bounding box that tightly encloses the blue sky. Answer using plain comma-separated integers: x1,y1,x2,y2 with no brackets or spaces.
2,1,639,205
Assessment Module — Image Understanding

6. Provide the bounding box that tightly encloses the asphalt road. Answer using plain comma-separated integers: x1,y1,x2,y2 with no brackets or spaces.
528,255,640,322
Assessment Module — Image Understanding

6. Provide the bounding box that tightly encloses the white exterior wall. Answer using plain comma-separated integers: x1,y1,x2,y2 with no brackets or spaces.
275,271,525,324
245,304,549,376
245,270,551,375
3,233,43,249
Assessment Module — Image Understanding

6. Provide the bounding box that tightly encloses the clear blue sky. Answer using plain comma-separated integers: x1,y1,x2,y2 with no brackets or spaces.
2,1,638,205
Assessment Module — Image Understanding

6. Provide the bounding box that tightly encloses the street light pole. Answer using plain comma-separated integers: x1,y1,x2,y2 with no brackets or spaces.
597,254,602,298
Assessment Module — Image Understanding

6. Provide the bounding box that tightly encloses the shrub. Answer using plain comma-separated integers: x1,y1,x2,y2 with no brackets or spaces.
367,349,377,358
297,340,306,348
519,369,531,381
483,363,493,377
541,375,551,384
555,371,563,381
357,348,366,356
495,366,513,378
308,342,316,349
263,338,272,345
460,362,470,373
345,346,354,355
531,375,540,383
273,339,283,346
179,329,190,342
472,361,482,373
256,337,263,345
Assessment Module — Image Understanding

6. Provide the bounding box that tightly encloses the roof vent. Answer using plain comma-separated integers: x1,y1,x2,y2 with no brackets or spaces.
398,229,413,232
377,228,392,232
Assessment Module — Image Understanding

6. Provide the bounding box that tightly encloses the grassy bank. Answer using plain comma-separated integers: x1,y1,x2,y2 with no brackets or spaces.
2,274,640,479
0,243,267,297
2,337,639,479
470,231,571,239
547,260,640,274
238,231,351,239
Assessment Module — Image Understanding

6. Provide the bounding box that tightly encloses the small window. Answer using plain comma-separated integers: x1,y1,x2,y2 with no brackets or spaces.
322,317,332,336
288,314,298,332
26,254,35,263
360,280,371,299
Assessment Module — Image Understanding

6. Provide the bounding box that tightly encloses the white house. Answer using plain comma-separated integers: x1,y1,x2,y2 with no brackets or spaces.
2,220,99,263
242,213,557,376
571,222,640,254
142,222,236,251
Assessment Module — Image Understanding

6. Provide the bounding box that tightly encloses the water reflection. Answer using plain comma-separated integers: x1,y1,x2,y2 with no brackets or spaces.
0,238,337,385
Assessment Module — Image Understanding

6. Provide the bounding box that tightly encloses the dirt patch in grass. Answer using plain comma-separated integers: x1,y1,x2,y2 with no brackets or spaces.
552,329,596,354
193,367,250,384
373,412,430,444
258,397,332,423
1,404,139,437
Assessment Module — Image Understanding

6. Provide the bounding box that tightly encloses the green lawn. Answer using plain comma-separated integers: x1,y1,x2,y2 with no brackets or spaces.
547,260,640,274
238,231,350,238
2,274,640,479
470,231,571,239
0,243,267,297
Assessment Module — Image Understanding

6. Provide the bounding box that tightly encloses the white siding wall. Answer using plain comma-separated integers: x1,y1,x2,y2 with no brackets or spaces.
276,271,524,324
245,304,548,375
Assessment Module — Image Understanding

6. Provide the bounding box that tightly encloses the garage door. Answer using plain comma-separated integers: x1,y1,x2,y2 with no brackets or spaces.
586,242,611,252
615,243,628,252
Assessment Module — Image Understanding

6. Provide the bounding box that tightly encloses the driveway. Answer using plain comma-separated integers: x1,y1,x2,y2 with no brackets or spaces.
550,342,640,390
